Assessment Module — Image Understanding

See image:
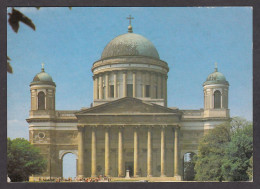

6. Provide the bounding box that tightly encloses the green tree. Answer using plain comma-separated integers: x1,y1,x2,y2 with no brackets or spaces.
222,123,253,181
194,123,231,181
7,138,47,182
194,117,253,181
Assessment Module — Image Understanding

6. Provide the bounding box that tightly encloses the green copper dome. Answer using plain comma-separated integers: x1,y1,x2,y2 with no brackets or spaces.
203,67,229,86
101,33,160,59
30,67,56,86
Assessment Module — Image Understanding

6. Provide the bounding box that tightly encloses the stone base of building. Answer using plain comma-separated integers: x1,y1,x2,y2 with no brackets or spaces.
29,176,183,182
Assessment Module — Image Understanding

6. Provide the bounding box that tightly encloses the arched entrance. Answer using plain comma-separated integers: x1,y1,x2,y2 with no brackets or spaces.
183,152,196,181
59,150,78,180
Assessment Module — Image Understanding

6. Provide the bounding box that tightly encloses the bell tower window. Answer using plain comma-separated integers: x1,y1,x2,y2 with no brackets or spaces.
38,91,45,110
214,90,221,109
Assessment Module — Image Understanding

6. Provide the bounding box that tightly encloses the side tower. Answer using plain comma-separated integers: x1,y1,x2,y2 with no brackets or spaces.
203,64,229,118
30,64,56,117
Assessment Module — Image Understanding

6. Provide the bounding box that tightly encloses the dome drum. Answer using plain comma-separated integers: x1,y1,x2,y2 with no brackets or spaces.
92,56,169,75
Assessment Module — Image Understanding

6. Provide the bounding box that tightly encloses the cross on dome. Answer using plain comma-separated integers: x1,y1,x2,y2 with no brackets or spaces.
127,15,134,33
41,63,45,72
214,62,218,72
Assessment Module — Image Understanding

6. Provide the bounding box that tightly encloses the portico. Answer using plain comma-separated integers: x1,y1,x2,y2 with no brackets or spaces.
75,97,182,179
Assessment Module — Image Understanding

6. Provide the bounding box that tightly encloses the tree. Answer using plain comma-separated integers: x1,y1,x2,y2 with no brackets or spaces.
222,123,253,181
7,138,47,182
194,117,253,181
7,7,71,73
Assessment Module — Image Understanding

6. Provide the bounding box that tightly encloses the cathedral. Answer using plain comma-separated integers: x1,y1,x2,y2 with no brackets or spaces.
27,18,230,181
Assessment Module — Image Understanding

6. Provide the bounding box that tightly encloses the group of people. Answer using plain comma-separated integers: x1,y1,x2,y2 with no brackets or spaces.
51,175,111,182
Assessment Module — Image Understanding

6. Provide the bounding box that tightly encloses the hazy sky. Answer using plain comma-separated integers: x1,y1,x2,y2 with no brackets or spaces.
7,7,252,178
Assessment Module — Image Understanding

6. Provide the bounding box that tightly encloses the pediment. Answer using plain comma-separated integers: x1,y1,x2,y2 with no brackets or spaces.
76,97,178,115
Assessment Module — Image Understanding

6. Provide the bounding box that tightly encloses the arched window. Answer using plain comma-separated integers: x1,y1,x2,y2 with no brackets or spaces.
214,90,221,109
38,92,45,110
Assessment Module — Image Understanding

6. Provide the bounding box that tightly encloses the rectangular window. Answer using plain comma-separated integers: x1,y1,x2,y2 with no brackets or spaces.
109,85,114,98
127,84,133,97
146,85,150,97
155,86,158,98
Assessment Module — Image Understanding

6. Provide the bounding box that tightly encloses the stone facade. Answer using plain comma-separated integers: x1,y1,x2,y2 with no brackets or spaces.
27,24,230,181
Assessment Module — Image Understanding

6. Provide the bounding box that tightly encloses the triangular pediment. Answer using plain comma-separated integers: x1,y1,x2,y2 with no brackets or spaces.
76,97,178,115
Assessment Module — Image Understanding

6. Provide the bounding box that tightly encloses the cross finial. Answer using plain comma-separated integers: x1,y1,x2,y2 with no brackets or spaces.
127,15,134,33
214,62,218,72
41,63,45,72
127,15,134,25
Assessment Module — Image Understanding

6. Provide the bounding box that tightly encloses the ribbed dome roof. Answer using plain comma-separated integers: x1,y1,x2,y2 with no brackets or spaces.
31,67,56,86
101,33,160,59
203,67,229,86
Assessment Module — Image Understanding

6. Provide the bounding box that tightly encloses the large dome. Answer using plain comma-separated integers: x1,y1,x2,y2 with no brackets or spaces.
101,33,160,59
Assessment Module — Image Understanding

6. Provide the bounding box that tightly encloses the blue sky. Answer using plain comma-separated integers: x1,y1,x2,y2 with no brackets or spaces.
7,7,252,178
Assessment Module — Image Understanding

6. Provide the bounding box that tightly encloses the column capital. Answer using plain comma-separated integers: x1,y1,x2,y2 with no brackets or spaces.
77,126,85,132
146,125,154,130
160,125,167,129
104,125,111,130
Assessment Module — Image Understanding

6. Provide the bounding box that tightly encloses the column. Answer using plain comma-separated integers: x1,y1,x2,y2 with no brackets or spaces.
134,127,139,177
93,76,98,100
162,75,165,100
99,75,103,99
105,127,110,176
160,126,166,177
91,127,97,177
174,127,180,177
165,75,168,107
77,127,85,178
114,72,117,98
147,127,152,177
157,74,162,99
118,127,124,177
133,71,136,97
105,74,109,99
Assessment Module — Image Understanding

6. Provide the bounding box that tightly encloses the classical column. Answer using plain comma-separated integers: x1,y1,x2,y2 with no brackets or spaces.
165,75,168,107
77,127,85,178
91,127,97,177
99,75,103,99
114,72,117,98
174,127,180,177
160,126,166,177
105,126,110,176
134,127,139,177
123,71,127,97
162,75,165,99
93,76,97,100
118,127,124,177
105,74,109,99
133,71,136,97
147,127,152,177
157,74,162,99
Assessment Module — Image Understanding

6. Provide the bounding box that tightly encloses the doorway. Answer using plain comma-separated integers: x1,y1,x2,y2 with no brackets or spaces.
125,162,133,177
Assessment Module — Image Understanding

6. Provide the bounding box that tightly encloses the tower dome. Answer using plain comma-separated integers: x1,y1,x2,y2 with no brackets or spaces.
30,65,56,86
101,33,160,59
203,66,229,86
